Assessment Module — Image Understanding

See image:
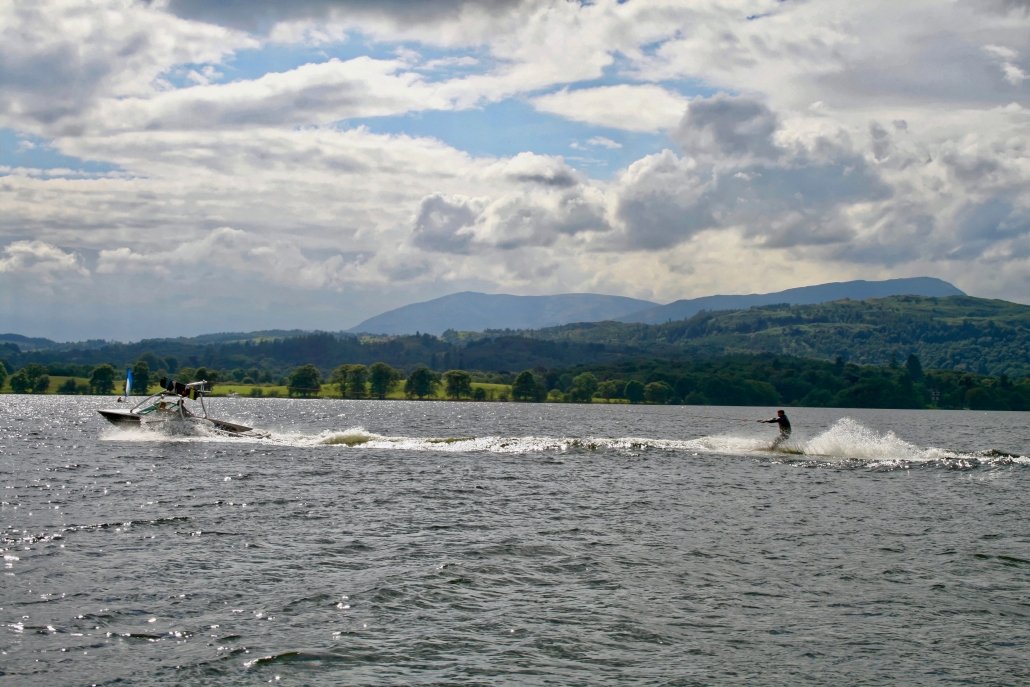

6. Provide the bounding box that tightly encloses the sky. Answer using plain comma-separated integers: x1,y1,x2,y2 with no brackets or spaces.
1,0,1028,342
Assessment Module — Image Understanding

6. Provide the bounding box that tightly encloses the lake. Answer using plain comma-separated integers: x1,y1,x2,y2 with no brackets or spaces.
2,396,1028,686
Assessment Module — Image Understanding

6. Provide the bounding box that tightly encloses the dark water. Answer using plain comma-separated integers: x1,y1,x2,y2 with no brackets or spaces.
2,397,1028,686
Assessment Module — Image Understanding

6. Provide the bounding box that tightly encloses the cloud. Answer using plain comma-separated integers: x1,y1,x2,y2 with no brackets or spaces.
612,150,716,250
160,0,613,104
869,123,892,162
951,198,1030,259
532,85,688,133
477,187,609,250
0,240,89,283
412,194,482,255
609,94,892,251
91,57,445,134
672,94,781,162
969,0,1030,15
983,44,1028,86
2,0,1030,340
626,0,1030,113
409,154,612,254
156,0,526,35
411,183,611,256
0,1,255,135
96,226,363,290
577,137,622,151
495,152,580,188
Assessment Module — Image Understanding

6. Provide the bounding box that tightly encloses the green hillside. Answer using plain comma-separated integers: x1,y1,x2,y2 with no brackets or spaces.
490,296,1029,378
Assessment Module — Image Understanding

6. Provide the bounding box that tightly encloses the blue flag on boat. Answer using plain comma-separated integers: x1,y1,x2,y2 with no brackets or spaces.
125,369,133,396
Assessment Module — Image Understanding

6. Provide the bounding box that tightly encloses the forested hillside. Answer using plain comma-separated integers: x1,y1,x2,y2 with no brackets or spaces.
617,276,963,324
472,296,1030,378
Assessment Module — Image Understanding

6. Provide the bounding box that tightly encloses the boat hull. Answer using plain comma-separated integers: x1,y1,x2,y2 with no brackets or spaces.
98,409,143,425
98,408,265,437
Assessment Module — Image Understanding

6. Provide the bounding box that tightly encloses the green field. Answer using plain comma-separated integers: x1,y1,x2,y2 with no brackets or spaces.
3,378,518,402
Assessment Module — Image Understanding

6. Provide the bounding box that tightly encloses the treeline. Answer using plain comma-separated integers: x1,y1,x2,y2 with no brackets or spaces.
3,296,1027,381
565,353,1029,410
2,352,1027,411
0,331,627,381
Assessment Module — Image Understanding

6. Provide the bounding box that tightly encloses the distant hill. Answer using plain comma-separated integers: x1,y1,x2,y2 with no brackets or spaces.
348,292,659,335
618,277,964,324
347,278,964,335
0,333,70,351
0,329,326,352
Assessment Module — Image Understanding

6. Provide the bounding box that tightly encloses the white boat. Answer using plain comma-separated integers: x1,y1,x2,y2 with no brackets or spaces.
98,378,268,438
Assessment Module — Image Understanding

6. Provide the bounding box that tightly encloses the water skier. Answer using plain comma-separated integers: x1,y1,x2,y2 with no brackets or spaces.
758,409,791,449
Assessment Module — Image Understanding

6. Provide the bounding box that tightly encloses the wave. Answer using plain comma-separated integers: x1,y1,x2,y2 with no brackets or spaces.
100,419,1027,470
99,420,260,443
301,420,1026,466
1,515,192,553
307,428,708,455
816,417,1027,468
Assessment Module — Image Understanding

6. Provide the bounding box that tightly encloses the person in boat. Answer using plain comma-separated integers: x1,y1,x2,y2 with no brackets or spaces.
758,409,791,449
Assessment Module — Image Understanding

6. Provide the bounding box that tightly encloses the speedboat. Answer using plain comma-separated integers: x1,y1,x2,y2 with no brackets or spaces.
98,378,268,438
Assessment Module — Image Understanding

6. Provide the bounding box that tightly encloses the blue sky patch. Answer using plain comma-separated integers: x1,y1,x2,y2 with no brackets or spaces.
0,130,120,175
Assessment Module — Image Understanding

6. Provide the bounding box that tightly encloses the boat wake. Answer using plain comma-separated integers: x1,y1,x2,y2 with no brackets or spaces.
102,417,1027,470
99,419,266,442
287,428,704,454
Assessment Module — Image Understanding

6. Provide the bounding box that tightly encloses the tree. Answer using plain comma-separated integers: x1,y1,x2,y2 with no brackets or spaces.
568,372,598,403
369,362,400,399
139,351,161,372
90,364,117,395
329,364,349,397
624,379,645,404
330,364,368,398
8,363,50,394
905,353,924,382
597,380,621,402
346,365,369,398
443,370,473,400
0,361,7,389
288,364,321,397
19,363,48,391
132,360,151,395
512,370,543,401
405,367,438,399
644,381,673,404
9,370,31,393
32,374,50,394
683,391,709,405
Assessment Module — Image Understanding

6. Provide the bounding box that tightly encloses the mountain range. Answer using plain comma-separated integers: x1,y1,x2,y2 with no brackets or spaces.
349,277,965,335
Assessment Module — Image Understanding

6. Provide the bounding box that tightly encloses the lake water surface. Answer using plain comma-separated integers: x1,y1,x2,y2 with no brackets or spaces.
2,397,1028,685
